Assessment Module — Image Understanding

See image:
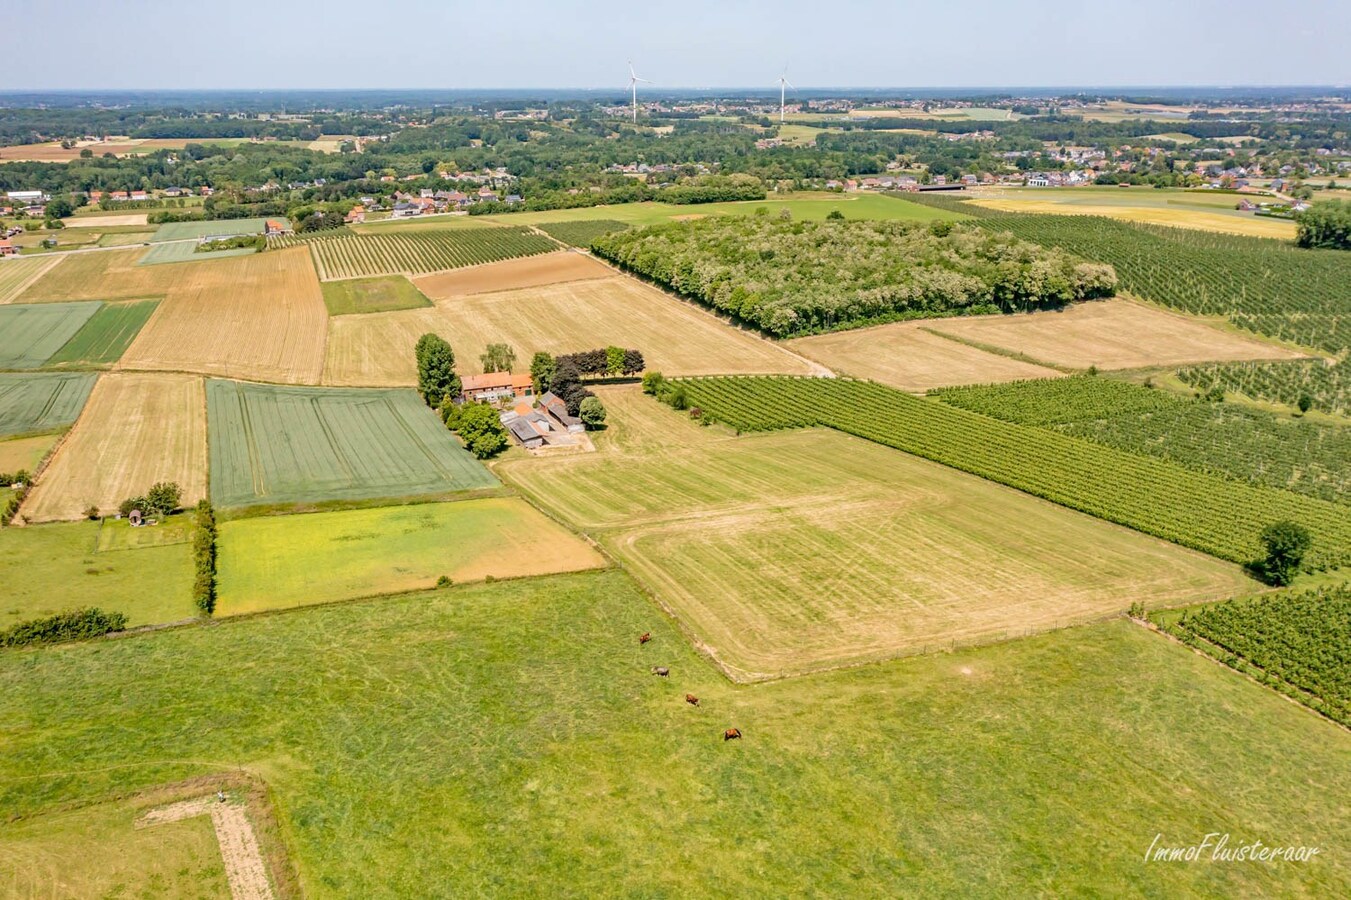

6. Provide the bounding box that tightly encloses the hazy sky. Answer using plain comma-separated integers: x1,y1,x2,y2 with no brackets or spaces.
11,0,1349,90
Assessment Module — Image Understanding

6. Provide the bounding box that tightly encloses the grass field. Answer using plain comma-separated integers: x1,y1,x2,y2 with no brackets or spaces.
138,241,259,266
0,433,57,474
0,256,62,303
498,390,1251,679
478,191,963,228
206,379,498,508
95,230,155,247
966,186,1296,239
0,518,194,627
0,302,101,368
217,498,605,615
118,247,328,384
787,319,1064,390
324,275,816,385
150,218,270,242
42,299,158,368
0,372,95,438
21,373,208,522
1,570,1348,895
927,298,1308,371
320,275,432,315
411,250,611,297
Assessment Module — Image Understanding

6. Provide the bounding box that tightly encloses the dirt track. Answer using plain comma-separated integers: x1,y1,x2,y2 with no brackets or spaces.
140,796,274,900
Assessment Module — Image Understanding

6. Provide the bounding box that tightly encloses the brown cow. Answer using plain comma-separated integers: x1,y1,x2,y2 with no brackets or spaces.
639,632,652,645
651,666,670,677
723,728,742,741
685,694,700,707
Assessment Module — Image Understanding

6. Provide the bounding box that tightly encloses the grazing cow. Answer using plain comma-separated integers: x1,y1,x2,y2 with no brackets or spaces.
639,632,652,645
685,694,700,707
651,666,670,677
723,728,742,741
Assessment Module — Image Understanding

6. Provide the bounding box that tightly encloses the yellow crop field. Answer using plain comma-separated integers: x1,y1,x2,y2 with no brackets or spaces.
117,248,328,384
0,256,63,304
16,249,185,302
412,251,611,298
324,275,816,385
968,196,1297,239
788,320,1063,390
20,373,208,522
927,298,1309,371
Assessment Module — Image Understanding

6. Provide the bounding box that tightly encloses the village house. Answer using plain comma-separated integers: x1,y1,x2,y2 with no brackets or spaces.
264,219,288,237
130,190,149,202
0,239,17,257
344,205,366,224
460,372,535,403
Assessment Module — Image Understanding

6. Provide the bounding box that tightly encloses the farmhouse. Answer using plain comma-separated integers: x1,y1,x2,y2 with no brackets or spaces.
0,239,17,257
499,399,583,448
539,392,585,433
264,220,288,237
461,371,535,403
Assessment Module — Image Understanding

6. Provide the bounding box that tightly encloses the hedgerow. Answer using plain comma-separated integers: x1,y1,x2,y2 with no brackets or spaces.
0,607,128,648
193,500,218,615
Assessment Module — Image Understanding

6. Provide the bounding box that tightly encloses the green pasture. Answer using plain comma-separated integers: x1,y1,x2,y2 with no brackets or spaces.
0,570,1347,895
479,191,963,228
0,372,95,438
320,275,432,315
216,498,603,615
206,380,499,508
43,299,158,368
150,218,270,242
0,519,195,628
137,241,258,266
0,302,101,369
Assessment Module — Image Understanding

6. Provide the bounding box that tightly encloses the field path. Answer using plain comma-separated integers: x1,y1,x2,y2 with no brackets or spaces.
139,796,274,900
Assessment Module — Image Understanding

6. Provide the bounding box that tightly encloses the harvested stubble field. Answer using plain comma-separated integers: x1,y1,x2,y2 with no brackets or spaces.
217,498,606,615
0,518,195,627
18,248,193,302
42,300,158,368
0,256,63,303
62,213,150,228
283,226,557,280
206,379,498,508
21,373,208,522
0,301,101,368
117,248,328,384
498,391,1251,680
411,250,611,297
787,320,1063,390
0,372,96,437
324,275,815,385
926,298,1307,371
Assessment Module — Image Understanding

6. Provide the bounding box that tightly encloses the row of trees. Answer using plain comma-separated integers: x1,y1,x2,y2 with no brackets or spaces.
414,333,510,458
530,347,644,417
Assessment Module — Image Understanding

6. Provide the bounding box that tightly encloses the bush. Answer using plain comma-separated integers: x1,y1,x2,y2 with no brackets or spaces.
579,396,607,429
0,607,128,648
436,575,454,588
145,481,181,516
642,371,665,395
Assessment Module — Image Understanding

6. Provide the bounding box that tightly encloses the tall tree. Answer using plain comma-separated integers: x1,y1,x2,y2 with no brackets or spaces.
480,343,517,373
415,333,460,407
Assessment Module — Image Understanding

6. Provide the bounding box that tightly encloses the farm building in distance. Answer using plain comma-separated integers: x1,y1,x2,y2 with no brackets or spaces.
500,393,586,449
461,372,534,403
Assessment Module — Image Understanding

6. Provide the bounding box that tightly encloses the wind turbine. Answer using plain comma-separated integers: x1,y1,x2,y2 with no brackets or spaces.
628,60,651,124
777,67,795,124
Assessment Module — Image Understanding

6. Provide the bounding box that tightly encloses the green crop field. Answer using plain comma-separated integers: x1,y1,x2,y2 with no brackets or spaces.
149,218,270,242
672,377,1351,570
498,389,1251,680
137,241,258,266
42,300,158,368
0,518,195,628
0,372,96,437
217,498,605,615
1,570,1348,896
934,376,1351,504
273,226,556,280
206,379,499,508
536,219,631,247
0,301,101,368
320,275,432,315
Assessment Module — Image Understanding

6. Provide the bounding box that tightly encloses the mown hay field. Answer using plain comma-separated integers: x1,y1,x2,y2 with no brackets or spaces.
411,250,611,297
0,302,101,368
4,570,1347,896
280,226,557,280
787,320,1063,390
927,298,1308,371
42,300,158,368
217,498,605,615
0,256,63,303
324,275,815,385
117,248,328,384
498,391,1251,680
0,372,96,438
0,517,195,626
137,242,258,266
206,379,498,508
149,218,270,242
20,373,208,522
